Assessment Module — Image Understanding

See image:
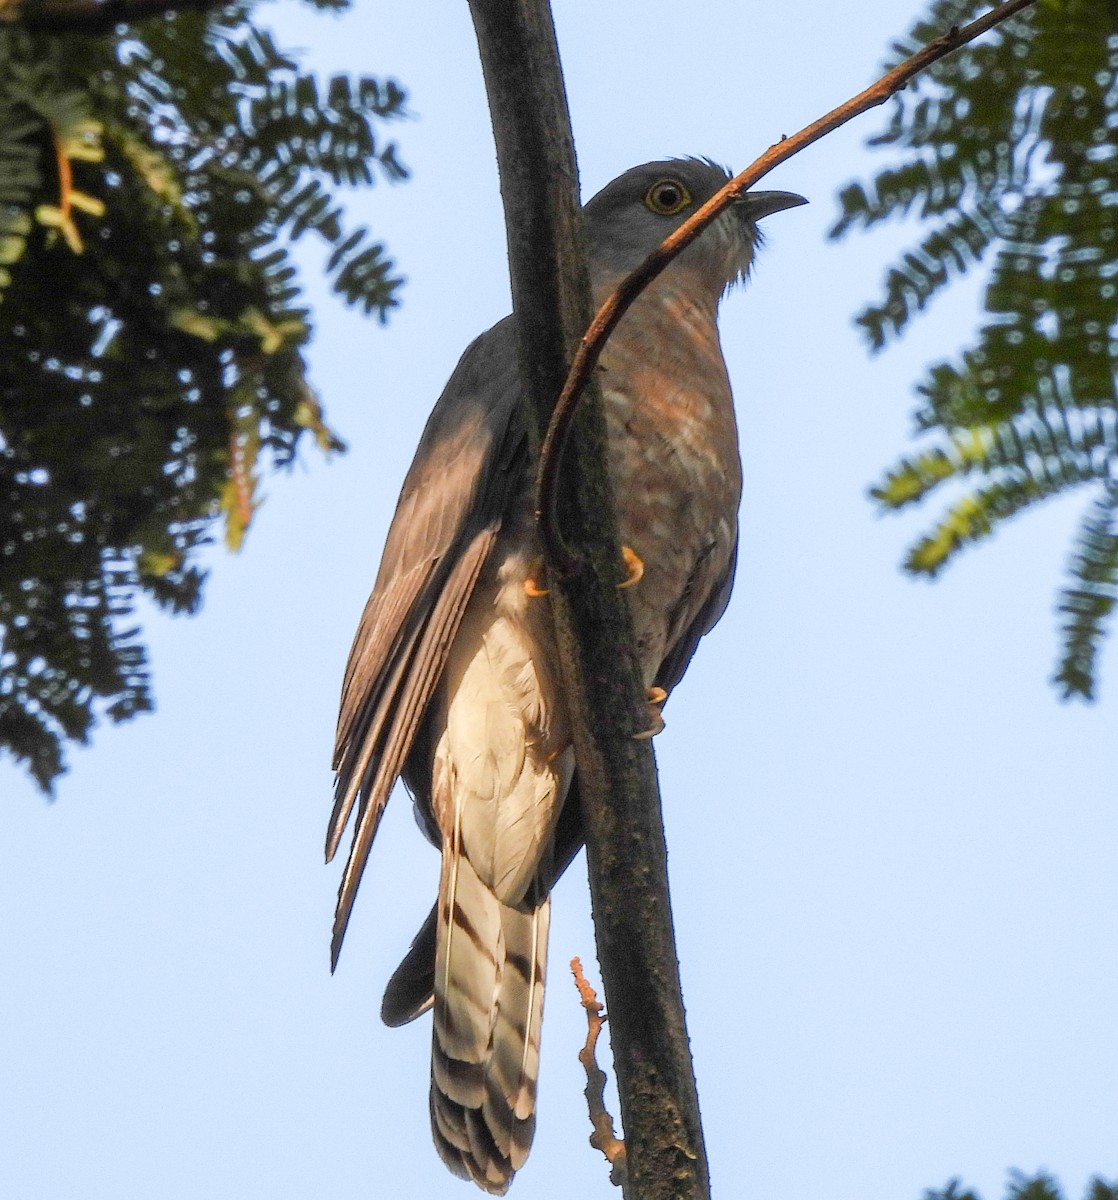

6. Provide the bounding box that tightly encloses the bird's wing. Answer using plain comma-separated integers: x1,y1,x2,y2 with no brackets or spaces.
654,538,738,698
328,318,525,968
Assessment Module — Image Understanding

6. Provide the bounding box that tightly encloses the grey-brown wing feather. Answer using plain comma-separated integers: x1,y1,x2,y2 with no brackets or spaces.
328,318,525,969
655,539,738,698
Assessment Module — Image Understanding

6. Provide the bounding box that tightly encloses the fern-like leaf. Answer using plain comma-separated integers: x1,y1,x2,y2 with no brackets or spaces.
835,0,1118,694
0,6,408,787
1055,484,1118,699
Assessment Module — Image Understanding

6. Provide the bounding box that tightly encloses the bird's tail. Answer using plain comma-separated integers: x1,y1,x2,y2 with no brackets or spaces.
429,848,549,1195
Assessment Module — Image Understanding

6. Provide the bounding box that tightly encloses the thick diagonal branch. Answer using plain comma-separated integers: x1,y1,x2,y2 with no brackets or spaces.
466,1,710,1197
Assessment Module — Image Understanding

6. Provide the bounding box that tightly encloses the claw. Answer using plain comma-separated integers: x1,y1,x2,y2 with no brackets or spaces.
617,545,644,589
523,556,549,597
632,686,667,739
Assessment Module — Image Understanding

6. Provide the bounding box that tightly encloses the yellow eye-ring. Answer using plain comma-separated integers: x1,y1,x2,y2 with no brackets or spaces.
644,178,692,216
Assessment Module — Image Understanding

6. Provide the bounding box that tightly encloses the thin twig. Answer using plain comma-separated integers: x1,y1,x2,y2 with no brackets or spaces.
572,957,629,1192
53,134,73,219
534,0,1041,575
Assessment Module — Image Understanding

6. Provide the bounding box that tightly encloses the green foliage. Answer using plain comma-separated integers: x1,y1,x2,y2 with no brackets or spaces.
0,5,407,788
924,1182,981,1200
923,1173,1118,1200
832,0,1118,696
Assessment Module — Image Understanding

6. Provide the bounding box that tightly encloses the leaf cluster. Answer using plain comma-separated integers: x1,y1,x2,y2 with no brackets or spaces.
832,0,1118,696
925,1172,1118,1200
0,5,407,788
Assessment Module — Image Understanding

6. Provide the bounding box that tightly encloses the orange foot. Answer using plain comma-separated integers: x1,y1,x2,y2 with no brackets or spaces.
617,545,644,589
523,556,549,597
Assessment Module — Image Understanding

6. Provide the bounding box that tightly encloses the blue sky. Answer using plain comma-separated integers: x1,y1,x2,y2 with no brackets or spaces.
2,2,1115,1198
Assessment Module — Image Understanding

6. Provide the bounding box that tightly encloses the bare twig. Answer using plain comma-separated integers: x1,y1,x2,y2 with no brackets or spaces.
534,0,1042,574
572,957,629,1191
6,0,220,34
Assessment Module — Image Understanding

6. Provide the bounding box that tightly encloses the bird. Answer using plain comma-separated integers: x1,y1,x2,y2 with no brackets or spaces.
327,157,805,1193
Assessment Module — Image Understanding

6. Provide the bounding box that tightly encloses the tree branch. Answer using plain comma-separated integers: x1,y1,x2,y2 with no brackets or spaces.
5,0,221,35
465,1,710,1196
534,0,1042,572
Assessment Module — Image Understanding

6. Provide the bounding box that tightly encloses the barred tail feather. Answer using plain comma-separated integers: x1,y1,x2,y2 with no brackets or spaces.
430,850,549,1194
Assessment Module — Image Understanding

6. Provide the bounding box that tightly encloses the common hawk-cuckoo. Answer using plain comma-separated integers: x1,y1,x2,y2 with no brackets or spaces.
328,158,804,1192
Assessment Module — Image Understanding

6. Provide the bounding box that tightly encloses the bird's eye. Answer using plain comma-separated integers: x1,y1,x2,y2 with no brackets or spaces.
644,178,692,216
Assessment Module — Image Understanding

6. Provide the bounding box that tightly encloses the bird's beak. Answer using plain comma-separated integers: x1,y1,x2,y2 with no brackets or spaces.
734,190,808,222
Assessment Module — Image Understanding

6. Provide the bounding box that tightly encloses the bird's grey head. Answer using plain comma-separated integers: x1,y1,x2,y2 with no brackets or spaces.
583,157,806,298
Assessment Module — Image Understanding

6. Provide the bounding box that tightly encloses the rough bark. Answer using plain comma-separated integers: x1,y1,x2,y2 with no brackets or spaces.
466,1,710,1196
